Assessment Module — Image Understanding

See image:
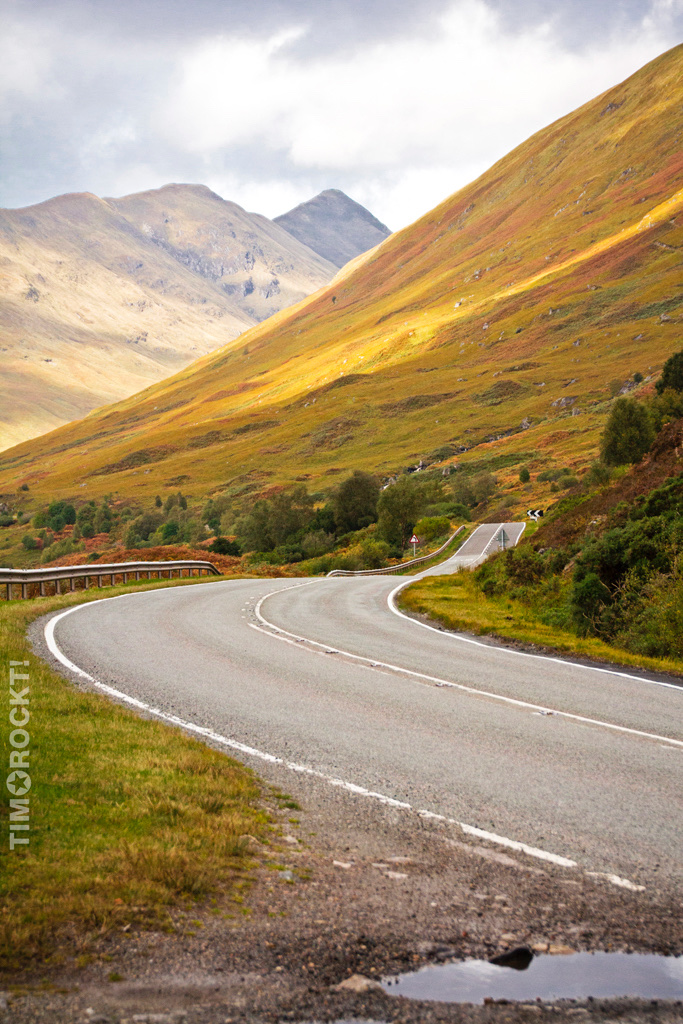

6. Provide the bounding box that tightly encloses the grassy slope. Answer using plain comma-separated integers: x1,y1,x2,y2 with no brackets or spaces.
400,419,683,676
1,45,682,510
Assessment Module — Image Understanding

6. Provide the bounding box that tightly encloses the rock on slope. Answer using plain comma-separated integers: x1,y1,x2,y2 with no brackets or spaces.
0,185,336,450
274,189,391,267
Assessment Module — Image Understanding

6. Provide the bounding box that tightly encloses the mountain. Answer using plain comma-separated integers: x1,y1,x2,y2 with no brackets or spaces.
1,44,681,509
274,189,391,267
0,184,336,450
106,184,337,322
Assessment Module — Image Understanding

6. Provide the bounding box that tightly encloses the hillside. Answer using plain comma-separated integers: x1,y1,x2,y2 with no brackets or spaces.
274,189,391,267
0,185,336,450
1,44,682,510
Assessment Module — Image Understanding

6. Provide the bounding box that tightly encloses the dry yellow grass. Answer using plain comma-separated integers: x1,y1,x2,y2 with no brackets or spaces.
1,45,682,513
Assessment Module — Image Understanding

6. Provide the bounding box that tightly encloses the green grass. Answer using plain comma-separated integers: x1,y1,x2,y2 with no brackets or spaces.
0,575,269,973
399,570,683,676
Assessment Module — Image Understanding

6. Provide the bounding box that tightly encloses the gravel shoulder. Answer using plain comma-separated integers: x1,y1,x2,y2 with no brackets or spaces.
7,587,681,1024
6,694,683,1024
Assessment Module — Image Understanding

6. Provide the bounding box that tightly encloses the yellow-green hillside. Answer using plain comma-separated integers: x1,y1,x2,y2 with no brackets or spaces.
1,44,682,506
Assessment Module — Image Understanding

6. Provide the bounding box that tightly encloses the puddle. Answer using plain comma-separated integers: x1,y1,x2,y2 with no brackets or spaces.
383,952,683,1004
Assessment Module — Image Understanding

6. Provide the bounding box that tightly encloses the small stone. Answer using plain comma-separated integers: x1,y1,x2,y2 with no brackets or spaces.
280,870,294,881
384,871,408,880
490,946,534,970
333,860,352,869
548,944,574,955
501,933,517,942
282,835,298,845
332,973,383,993
532,943,549,953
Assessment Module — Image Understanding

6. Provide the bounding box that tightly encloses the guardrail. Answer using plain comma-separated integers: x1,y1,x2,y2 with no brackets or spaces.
326,526,466,577
0,559,221,600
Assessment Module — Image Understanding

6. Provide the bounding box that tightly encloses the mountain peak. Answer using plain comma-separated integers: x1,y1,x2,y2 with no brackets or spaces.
274,189,391,267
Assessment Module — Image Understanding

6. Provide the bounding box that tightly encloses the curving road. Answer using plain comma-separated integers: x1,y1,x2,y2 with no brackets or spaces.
43,523,683,894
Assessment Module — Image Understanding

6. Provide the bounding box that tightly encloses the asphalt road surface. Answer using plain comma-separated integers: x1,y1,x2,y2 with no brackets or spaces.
45,523,683,895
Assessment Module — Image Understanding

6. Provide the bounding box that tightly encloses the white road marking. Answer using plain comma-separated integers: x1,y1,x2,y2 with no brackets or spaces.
44,598,578,872
252,590,683,749
44,584,652,890
387,568,683,694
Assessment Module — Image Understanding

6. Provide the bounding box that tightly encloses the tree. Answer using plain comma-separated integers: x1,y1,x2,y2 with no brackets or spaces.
155,495,162,508
519,466,530,484
377,477,425,547
655,347,683,395
333,470,380,533
600,397,655,466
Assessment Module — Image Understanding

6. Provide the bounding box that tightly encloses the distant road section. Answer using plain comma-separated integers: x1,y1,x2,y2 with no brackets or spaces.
422,521,525,575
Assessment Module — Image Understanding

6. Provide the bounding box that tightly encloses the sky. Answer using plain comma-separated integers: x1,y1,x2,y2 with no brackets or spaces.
1,0,681,230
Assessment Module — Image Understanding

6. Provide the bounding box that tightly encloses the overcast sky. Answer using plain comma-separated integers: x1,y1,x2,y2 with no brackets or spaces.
1,0,681,229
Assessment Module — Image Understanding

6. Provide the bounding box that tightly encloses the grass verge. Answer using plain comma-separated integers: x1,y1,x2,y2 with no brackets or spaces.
0,574,270,974
398,570,683,677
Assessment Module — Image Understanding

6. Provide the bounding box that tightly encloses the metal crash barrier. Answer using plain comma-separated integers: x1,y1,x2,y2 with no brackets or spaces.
0,560,221,600
326,526,465,577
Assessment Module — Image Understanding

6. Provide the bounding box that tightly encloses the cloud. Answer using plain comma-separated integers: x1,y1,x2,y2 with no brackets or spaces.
0,0,681,229
157,0,680,225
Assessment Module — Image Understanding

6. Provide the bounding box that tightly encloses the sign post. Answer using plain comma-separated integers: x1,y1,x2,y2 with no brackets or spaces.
497,528,509,550
409,534,420,556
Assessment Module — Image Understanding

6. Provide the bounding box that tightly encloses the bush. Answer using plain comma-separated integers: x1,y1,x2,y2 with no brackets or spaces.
377,476,425,547
585,461,611,487
41,538,84,563
209,537,240,556
413,516,451,544
519,466,530,484
359,538,391,569
600,397,655,466
161,521,180,542
21,535,38,550
333,470,380,533
655,347,683,395
570,572,611,635
0,515,13,527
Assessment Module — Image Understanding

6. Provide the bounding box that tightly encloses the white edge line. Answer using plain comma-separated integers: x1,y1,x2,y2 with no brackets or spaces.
252,590,683,750
44,596,577,871
386,537,682,694
45,584,652,886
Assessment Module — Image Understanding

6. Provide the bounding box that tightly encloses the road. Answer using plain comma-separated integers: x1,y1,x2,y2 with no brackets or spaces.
44,523,683,894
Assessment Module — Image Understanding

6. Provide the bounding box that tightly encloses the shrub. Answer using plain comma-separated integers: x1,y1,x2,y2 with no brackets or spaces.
359,538,391,569
161,521,180,542
655,347,683,395
377,476,425,547
413,516,451,543
600,397,655,466
333,470,380,533
519,466,530,484
209,537,240,556
570,572,611,635
21,535,38,550
585,461,611,487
